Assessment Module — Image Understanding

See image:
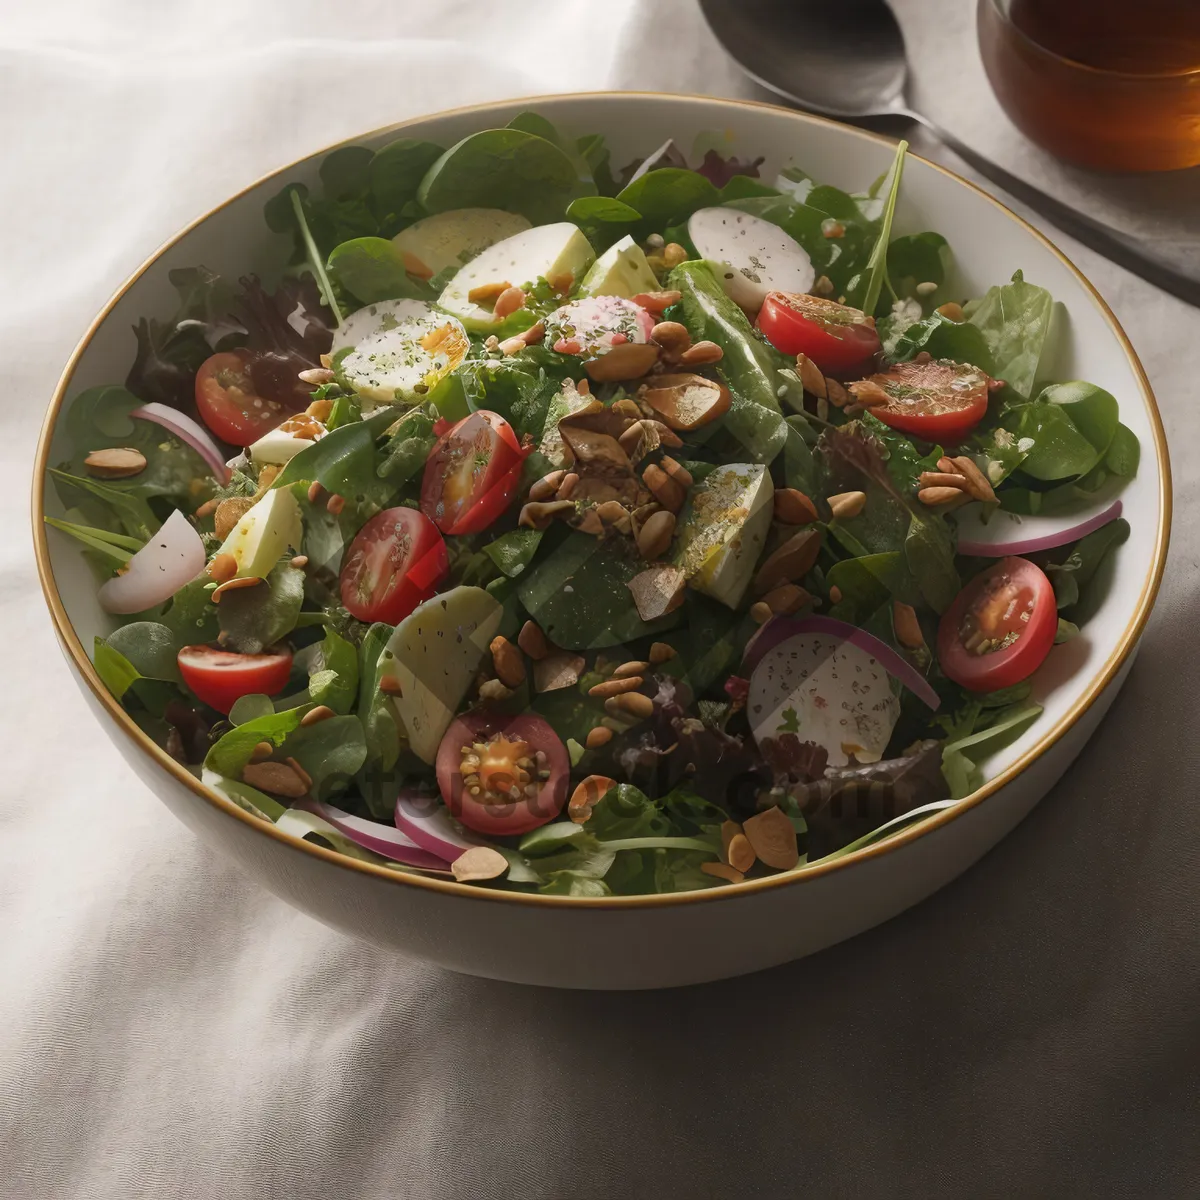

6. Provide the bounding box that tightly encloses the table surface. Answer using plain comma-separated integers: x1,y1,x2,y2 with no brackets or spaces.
3,2,1198,1196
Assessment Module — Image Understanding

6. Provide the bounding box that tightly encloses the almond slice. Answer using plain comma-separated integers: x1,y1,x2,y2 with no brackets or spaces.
639,373,731,431
584,342,660,383
533,651,586,694
701,861,744,885
742,806,799,870
627,563,687,622
84,447,147,479
451,846,510,883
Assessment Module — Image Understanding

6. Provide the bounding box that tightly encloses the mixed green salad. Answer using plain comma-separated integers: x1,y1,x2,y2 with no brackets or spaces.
51,116,1139,895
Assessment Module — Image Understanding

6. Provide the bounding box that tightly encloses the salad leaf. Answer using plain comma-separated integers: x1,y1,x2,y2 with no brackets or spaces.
889,312,996,374
368,138,444,232
206,707,307,778
965,270,1053,399
93,639,142,702
281,714,367,800
861,140,907,315
44,517,142,568
826,551,922,618
416,128,580,224
377,406,437,486
576,133,617,197
1104,423,1140,478
105,621,184,683
483,528,543,579
1044,517,1130,617
326,237,435,306
614,168,719,232
307,627,359,715
887,232,952,306
289,189,344,326
49,469,159,542
271,407,396,508
940,702,1043,798
217,558,305,655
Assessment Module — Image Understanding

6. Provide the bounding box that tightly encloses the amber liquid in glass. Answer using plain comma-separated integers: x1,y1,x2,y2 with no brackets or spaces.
979,0,1200,170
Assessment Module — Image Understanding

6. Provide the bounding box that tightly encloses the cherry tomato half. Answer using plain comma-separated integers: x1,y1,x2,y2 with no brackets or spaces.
177,644,293,714
420,410,527,536
195,350,289,446
339,506,448,625
937,556,1056,693
757,291,882,375
436,712,570,836
853,354,993,443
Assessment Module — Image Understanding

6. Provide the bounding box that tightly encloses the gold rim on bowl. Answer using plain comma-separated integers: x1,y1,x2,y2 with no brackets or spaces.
32,91,1172,909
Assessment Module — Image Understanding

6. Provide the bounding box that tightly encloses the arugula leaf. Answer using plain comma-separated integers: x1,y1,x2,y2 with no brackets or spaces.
940,702,1042,798
290,189,344,326
49,469,159,542
861,140,907,314
44,517,142,568
965,270,1053,399
417,128,580,224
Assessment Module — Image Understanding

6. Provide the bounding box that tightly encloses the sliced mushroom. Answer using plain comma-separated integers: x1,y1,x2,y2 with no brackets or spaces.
627,563,687,622
583,341,660,383
639,374,731,431
558,423,632,473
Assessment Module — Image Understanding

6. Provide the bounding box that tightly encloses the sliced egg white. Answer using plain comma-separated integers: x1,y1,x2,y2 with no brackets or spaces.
687,208,815,314
331,299,468,410
249,423,324,468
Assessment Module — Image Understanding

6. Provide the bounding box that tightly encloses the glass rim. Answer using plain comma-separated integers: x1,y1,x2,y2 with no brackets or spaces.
983,0,1200,82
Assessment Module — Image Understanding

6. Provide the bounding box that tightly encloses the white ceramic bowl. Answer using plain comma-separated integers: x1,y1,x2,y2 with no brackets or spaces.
34,93,1170,989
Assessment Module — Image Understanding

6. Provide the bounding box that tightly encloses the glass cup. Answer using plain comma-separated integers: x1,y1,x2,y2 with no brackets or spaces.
977,0,1200,171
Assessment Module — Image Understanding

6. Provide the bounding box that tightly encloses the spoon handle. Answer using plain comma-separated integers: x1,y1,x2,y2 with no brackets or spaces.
922,119,1200,308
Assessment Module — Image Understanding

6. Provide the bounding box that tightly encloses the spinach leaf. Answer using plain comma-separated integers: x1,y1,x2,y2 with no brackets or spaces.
308,627,359,714
1010,382,1118,483
326,237,435,306
105,622,183,683
377,406,437,486
483,528,543,579
416,128,579,224
218,558,305,654
782,417,820,495
517,532,680,650
93,639,142,702
965,270,1053,399
281,714,367,800
614,168,719,232
904,514,960,614
888,232,951,306
889,313,996,374
206,707,307,778
1104,423,1141,477
271,407,396,508
576,133,618,196
1045,518,1130,619
132,575,220,650
368,138,444,232
826,551,922,617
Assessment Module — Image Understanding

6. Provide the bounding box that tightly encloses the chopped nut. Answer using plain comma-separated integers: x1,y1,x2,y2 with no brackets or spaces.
249,741,274,763
214,497,254,541
659,456,693,489
490,636,526,689
533,651,586,694
300,705,335,727
649,642,676,664
795,353,827,399
595,500,630,527
614,691,654,720
950,455,998,503
828,585,843,604
826,379,850,408
498,335,527,356
575,508,605,536
612,660,651,679
493,286,526,319
701,861,744,885
661,242,689,269
752,528,821,595
569,775,617,823
546,270,575,295
478,678,513,703
194,498,219,519
588,675,644,698
646,420,683,448
242,761,308,799
467,280,513,304
631,289,682,313
918,471,970,491
584,342,660,383
847,379,890,407
918,486,967,507
679,340,723,366
649,321,691,358
642,463,687,512
298,367,335,385
451,846,510,883
555,473,579,501
326,493,345,516
586,726,614,749
528,470,567,502
211,576,262,603
628,563,686,622
640,373,731,431
727,832,756,873
84,447,147,479
207,552,238,584
812,275,835,296
618,420,654,461
611,398,642,419
636,509,676,560
284,759,312,793
893,601,924,649
519,500,574,530
517,620,551,661
915,280,939,297
821,218,846,238
290,555,308,569
773,488,819,525
742,806,799,870
828,490,867,520
720,819,742,861
936,301,965,321
750,601,772,624
307,480,324,504
763,583,810,615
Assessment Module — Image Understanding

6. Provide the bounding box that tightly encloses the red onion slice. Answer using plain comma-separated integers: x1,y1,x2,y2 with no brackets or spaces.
744,614,941,712
395,792,488,861
297,799,450,870
955,498,1122,557
98,509,206,614
131,402,231,484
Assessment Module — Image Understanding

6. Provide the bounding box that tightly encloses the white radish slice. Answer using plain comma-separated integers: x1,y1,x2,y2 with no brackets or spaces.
395,792,488,860
747,629,901,767
98,509,206,614
131,403,230,483
687,207,814,313
954,497,1123,557
297,799,450,870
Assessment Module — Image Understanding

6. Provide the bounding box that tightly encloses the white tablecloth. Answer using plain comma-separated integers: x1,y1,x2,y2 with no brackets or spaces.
4,2,1198,1195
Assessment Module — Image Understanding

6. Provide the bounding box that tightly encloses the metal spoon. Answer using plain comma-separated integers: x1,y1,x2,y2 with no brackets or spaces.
699,0,1200,307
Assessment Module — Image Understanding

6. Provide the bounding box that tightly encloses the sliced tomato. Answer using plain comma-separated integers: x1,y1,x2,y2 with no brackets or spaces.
757,291,881,375
938,557,1056,693
853,354,993,443
436,712,569,836
339,506,448,625
195,350,289,446
177,644,293,714
420,410,528,536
